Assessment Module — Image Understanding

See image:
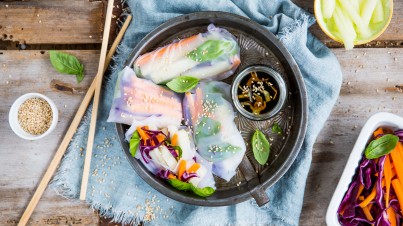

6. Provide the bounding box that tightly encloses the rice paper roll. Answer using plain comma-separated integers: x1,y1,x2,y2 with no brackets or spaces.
183,81,246,181
107,66,182,127
125,118,215,189
134,24,241,84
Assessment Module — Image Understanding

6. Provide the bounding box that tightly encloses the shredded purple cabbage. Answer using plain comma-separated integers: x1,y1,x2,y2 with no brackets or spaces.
338,129,403,226
156,169,171,180
394,130,403,142
181,171,198,182
167,146,178,158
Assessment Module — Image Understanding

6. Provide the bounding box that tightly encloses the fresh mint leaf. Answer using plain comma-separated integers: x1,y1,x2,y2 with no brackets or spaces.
365,134,399,159
129,131,141,157
252,129,271,165
49,50,84,83
271,123,283,135
166,76,199,93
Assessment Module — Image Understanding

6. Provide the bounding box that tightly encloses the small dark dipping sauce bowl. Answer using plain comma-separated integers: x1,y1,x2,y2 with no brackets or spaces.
231,65,287,121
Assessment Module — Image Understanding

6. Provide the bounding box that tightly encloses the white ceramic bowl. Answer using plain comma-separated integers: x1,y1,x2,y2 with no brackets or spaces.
326,112,403,225
9,93,58,140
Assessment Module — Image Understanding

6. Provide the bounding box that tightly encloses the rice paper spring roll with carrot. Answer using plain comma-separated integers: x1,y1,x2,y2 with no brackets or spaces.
107,66,182,127
183,81,246,181
124,117,216,190
134,24,241,84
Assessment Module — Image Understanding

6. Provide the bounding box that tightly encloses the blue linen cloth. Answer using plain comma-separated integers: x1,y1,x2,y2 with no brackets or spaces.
51,0,342,225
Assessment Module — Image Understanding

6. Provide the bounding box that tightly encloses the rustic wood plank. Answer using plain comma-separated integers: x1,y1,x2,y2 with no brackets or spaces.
300,48,403,225
0,1,105,45
0,50,100,225
292,0,403,47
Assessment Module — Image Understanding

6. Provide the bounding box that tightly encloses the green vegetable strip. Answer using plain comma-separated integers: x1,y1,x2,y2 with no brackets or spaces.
361,0,379,26
333,5,356,50
336,0,371,38
322,0,336,19
371,0,384,23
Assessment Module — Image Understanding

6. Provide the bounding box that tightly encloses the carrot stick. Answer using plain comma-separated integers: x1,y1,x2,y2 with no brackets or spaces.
385,154,393,205
363,206,374,221
187,163,200,173
171,133,178,146
135,35,199,66
374,127,384,137
359,179,385,208
137,127,150,140
356,184,365,200
390,145,403,188
156,134,165,143
359,185,377,208
392,179,403,215
387,207,397,226
167,174,176,179
178,160,186,179
358,196,374,221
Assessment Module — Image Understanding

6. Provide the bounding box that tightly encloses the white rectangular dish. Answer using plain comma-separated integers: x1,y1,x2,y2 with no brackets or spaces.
326,112,403,226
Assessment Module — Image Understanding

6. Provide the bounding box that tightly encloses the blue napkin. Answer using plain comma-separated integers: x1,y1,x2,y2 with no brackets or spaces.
51,0,342,225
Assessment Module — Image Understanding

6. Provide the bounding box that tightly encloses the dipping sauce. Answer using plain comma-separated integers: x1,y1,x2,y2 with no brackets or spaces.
231,65,287,121
237,71,280,115
18,97,53,135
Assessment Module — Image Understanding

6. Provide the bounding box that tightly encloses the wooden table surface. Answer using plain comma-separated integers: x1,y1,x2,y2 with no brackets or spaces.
0,1,402,225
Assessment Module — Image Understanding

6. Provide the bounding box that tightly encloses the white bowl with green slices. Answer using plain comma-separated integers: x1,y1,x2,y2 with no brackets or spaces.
314,0,393,49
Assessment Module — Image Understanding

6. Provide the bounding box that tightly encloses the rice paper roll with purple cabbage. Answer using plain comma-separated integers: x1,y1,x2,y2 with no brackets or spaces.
125,117,216,189
107,66,182,127
134,24,241,84
183,81,246,181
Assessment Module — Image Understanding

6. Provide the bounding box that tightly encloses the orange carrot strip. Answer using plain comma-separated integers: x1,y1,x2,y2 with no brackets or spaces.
373,128,384,137
137,126,150,140
356,184,365,200
156,134,165,143
187,163,200,173
171,133,178,146
359,185,377,208
387,207,397,226
362,206,374,221
392,179,403,215
359,179,385,208
135,35,199,66
178,160,186,179
385,154,393,205
167,174,176,179
390,145,403,188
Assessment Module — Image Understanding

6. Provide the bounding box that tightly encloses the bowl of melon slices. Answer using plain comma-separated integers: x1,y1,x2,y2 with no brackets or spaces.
314,0,393,49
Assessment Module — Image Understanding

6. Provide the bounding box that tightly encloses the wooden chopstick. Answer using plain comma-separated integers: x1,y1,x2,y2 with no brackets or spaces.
79,0,114,200
18,14,132,226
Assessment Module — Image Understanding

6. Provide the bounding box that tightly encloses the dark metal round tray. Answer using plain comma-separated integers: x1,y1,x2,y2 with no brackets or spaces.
116,11,307,206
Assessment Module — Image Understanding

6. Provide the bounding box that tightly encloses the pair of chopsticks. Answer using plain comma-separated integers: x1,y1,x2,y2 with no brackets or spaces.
18,1,132,225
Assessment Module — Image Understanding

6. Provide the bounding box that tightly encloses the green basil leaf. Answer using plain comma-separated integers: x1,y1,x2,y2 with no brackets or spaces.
173,146,183,159
190,184,215,197
252,129,271,165
195,117,221,142
129,131,141,157
167,179,191,191
49,50,85,83
167,179,215,197
187,40,235,62
166,76,199,93
271,123,283,135
365,134,399,159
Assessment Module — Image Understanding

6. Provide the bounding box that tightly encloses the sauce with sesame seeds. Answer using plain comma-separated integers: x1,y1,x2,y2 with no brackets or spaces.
237,71,280,115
